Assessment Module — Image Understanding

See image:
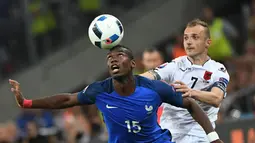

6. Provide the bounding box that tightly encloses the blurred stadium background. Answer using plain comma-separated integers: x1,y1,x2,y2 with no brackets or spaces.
0,0,254,142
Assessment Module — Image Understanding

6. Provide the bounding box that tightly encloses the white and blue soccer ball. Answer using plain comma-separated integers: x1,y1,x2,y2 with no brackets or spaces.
88,14,124,50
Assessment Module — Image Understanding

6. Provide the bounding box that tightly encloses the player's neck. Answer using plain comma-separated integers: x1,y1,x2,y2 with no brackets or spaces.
113,74,136,96
188,54,210,66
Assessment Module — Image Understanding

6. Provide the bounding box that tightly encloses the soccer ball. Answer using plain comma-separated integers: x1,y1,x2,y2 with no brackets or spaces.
88,14,124,50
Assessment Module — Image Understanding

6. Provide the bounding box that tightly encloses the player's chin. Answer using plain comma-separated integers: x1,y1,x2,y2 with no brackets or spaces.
113,71,128,79
110,71,122,77
187,52,198,57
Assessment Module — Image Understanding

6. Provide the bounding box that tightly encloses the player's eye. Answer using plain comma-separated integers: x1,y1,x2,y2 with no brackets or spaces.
192,35,198,40
118,53,124,57
107,56,112,60
184,37,188,40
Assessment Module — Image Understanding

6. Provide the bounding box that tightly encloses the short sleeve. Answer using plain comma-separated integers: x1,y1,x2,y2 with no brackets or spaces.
211,66,230,97
77,82,103,105
152,80,183,107
153,62,177,82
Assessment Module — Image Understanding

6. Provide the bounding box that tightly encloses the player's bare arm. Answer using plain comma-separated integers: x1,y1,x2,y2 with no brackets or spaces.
182,97,223,143
9,79,80,109
182,97,213,133
140,71,156,80
188,88,224,108
174,81,224,107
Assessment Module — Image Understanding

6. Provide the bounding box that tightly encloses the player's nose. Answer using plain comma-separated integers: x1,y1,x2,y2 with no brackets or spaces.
187,41,192,46
110,57,118,64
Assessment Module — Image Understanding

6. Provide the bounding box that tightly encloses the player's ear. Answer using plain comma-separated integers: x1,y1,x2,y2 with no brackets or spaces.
206,38,212,48
131,60,136,68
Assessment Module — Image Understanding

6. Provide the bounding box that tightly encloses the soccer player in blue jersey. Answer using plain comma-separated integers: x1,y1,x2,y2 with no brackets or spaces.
9,45,223,143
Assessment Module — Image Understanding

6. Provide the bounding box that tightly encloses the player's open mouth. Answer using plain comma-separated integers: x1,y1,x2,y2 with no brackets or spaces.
186,47,195,50
111,65,120,73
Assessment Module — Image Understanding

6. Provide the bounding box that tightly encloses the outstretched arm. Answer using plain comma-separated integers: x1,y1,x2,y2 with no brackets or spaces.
27,93,79,109
9,79,87,109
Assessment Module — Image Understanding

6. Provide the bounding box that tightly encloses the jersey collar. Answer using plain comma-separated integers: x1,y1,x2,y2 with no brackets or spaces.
186,56,211,67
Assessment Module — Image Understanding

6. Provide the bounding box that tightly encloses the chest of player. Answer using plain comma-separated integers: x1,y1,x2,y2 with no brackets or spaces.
95,89,159,122
174,66,215,90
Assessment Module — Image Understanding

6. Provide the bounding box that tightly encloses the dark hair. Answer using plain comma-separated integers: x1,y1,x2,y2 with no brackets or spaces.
109,45,134,60
186,18,210,38
143,47,158,53
143,47,164,58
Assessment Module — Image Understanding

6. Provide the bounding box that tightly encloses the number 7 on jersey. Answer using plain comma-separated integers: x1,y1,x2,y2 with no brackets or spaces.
191,76,198,88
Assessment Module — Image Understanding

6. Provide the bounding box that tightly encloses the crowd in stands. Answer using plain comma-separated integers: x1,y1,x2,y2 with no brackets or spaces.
1,0,255,143
0,0,143,81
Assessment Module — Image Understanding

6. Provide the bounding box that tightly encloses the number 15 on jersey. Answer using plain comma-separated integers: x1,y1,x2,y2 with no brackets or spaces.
125,120,141,133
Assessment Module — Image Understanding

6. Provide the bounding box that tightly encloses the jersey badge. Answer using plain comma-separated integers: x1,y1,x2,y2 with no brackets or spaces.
203,71,212,80
145,105,153,114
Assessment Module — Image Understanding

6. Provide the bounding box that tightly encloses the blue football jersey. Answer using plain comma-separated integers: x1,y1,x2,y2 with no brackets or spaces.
77,76,183,143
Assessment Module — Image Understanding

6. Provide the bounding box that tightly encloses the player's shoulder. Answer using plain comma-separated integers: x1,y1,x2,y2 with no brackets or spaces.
136,75,154,86
136,76,169,89
208,59,228,73
88,77,114,94
136,75,157,90
208,59,226,68
172,55,188,62
155,56,188,70
172,56,191,68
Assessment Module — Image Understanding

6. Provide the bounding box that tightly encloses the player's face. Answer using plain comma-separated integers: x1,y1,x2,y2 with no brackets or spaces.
183,25,211,57
107,50,135,77
142,51,163,70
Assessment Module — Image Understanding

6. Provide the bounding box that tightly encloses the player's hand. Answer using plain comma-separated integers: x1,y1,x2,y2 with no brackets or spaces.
172,81,191,97
9,79,24,107
211,139,224,143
